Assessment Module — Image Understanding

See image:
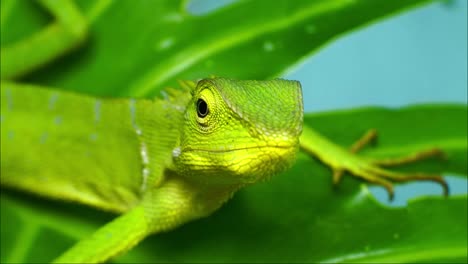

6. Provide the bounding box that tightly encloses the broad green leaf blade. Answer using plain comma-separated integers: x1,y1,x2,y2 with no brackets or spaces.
1,105,466,263
1,0,436,96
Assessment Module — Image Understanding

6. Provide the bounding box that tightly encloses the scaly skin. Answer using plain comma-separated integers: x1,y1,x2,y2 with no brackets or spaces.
0,0,448,263
1,78,303,263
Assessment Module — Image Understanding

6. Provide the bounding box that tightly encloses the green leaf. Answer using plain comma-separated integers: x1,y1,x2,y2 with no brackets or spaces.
2,0,467,263
2,0,435,96
1,105,467,263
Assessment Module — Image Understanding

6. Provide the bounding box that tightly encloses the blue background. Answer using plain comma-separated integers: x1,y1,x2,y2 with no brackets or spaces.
287,1,467,112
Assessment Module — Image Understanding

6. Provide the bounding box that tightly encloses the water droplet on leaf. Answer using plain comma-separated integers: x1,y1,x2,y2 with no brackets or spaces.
263,41,275,52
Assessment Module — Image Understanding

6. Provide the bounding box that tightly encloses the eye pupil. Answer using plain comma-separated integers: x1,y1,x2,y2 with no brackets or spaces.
197,99,209,118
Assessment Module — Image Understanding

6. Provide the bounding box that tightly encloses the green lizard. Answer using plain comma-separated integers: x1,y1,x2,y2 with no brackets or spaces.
0,0,449,263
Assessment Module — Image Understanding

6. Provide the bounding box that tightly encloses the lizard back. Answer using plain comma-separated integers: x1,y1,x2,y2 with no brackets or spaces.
0,82,190,212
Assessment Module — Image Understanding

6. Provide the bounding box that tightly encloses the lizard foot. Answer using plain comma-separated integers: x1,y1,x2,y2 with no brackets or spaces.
305,129,449,201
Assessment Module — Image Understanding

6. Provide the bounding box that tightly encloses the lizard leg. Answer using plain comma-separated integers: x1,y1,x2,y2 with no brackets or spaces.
300,126,449,200
53,177,231,263
333,129,378,184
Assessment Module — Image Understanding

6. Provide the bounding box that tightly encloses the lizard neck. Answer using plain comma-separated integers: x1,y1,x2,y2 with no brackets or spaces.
141,171,241,234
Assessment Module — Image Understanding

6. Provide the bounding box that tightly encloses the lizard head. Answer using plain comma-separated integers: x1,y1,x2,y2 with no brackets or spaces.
174,78,303,186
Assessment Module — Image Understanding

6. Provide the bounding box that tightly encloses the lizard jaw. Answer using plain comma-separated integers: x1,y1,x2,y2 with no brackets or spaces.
174,144,299,184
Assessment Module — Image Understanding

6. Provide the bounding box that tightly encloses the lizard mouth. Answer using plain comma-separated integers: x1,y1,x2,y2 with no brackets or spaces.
186,145,296,153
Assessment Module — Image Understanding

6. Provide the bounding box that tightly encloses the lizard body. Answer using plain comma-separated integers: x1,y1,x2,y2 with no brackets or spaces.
1,78,303,263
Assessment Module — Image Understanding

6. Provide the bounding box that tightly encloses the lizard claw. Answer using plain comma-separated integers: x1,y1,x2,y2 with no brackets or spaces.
320,129,449,200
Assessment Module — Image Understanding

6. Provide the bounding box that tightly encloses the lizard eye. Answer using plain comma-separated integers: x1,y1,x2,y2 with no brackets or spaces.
197,98,209,118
